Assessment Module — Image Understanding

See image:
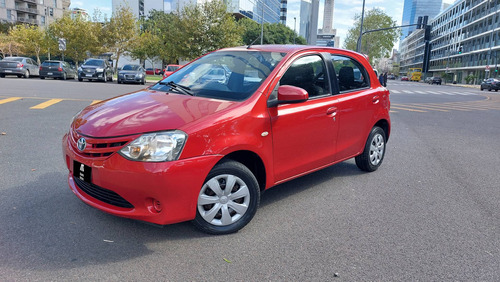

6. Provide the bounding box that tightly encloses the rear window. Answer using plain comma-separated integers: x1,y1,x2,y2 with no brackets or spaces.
42,62,60,67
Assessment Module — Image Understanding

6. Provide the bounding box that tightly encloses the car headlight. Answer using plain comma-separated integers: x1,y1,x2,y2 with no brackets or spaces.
96,68,104,72
119,130,187,162
136,73,143,78
118,73,124,77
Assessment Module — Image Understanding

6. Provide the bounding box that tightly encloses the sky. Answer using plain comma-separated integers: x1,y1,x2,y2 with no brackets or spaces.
70,0,456,48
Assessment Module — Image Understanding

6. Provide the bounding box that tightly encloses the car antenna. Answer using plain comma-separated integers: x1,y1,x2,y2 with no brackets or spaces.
247,35,261,49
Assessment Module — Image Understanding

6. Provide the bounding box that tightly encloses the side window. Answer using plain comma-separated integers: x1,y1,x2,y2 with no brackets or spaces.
332,55,369,92
280,55,329,98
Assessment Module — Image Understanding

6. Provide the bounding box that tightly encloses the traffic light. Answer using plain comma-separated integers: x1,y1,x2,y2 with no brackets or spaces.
458,46,463,54
496,67,498,73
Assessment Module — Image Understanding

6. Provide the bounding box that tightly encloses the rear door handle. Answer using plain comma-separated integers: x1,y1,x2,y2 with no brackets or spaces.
372,95,380,104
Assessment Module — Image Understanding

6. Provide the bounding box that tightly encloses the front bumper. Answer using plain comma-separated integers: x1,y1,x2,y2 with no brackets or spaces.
40,71,65,78
62,133,222,225
79,71,105,80
119,74,143,83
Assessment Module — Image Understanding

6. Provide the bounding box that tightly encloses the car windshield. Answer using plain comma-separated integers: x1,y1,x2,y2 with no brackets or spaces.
166,66,179,71
84,59,104,67
150,51,286,101
122,65,140,71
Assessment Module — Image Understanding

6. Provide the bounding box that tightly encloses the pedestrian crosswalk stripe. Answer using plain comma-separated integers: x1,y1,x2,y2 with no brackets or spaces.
403,90,413,93
390,90,401,93
415,91,426,94
0,97,22,104
30,99,63,109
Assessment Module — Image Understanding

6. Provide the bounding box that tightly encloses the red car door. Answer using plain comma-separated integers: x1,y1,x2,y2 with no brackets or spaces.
269,54,339,183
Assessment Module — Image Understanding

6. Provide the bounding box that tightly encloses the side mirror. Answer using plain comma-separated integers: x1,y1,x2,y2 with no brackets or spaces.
278,85,308,103
268,85,309,107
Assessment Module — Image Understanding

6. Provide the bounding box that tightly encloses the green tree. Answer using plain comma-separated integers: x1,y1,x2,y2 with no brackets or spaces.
102,5,138,72
343,8,400,64
129,30,162,68
177,0,242,60
9,24,48,64
48,15,103,66
141,10,179,64
0,33,21,58
238,18,306,45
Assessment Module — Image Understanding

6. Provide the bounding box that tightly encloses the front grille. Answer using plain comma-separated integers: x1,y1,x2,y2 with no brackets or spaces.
74,177,134,209
69,129,135,159
125,75,135,79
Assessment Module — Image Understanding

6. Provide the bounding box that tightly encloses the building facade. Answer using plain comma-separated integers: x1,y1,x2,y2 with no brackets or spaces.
401,0,443,41
400,0,500,84
0,0,70,26
299,0,318,45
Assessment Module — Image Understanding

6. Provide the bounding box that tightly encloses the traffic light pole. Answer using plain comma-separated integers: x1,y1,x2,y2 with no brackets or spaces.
356,23,422,53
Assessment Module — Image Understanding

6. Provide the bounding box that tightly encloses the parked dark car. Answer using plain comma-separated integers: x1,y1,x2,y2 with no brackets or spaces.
480,78,500,91
39,60,77,80
431,76,442,85
117,64,146,85
0,56,39,78
78,59,113,82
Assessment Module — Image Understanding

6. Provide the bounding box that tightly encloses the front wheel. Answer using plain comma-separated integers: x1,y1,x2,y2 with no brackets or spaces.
193,161,260,235
355,126,386,172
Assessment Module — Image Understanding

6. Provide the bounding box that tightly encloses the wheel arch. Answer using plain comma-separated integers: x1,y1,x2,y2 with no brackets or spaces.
215,150,266,192
374,119,390,142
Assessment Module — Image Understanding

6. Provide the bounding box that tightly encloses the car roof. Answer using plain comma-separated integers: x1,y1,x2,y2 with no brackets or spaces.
219,45,364,58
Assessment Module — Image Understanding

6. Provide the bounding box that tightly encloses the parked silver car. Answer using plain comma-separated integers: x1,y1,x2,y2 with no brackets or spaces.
0,57,39,78
117,64,146,84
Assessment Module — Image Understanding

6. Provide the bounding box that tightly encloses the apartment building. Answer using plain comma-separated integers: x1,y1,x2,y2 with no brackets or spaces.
400,0,500,84
0,0,70,26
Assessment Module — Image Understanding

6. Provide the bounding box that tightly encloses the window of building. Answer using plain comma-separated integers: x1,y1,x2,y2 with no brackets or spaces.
0,0,5,8
7,9,11,19
53,0,57,7
41,16,46,25
49,8,53,16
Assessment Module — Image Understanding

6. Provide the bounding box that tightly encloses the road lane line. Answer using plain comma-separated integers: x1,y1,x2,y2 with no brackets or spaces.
90,100,102,105
390,105,427,112
30,99,63,109
0,97,22,104
390,90,401,93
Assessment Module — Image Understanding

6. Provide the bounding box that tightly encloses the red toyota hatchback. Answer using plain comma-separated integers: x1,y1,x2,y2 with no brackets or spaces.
63,45,391,234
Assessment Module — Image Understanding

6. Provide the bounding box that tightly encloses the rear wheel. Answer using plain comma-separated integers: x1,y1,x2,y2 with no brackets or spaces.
62,72,67,80
355,126,386,172
24,70,30,78
193,161,260,235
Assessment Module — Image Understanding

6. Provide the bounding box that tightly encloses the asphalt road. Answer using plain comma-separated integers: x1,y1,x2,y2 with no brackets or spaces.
1,77,500,280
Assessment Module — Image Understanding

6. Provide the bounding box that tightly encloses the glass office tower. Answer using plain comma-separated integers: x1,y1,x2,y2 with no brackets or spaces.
401,0,443,41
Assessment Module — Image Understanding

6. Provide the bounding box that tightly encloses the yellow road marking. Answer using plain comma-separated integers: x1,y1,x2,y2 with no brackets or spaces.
0,97,22,104
30,99,63,109
90,100,102,105
390,106,427,112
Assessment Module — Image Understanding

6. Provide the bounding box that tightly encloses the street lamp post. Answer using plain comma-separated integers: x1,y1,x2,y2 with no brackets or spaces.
294,17,296,44
260,2,265,45
356,0,366,52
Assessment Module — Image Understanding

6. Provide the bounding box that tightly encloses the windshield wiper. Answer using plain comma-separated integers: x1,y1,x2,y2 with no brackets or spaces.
159,81,194,96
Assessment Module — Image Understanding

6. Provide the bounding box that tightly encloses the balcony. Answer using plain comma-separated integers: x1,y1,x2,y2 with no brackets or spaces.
18,0,37,3
14,6,38,14
17,17,38,24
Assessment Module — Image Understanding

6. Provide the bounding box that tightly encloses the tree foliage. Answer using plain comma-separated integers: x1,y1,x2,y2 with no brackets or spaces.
129,30,162,68
343,8,400,64
0,33,21,59
48,15,103,66
9,24,48,64
176,0,243,60
102,5,138,72
140,10,179,64
238,18,306,45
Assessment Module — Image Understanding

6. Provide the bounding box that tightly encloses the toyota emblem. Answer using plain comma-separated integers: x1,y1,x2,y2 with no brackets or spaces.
77,137,87,152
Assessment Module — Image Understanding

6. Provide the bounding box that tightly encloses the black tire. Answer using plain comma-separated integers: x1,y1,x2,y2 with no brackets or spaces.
24,70,30,78
62,72,67,80
141,78,145,85
355,126,386,172
117,79,121,84
0,74,4,78
193,160,260,235
488,86,492,91
78,77,83,82
40,76,45,79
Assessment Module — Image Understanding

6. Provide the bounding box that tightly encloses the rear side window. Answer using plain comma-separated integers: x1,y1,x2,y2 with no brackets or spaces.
332,55,369,92
280,55,330,98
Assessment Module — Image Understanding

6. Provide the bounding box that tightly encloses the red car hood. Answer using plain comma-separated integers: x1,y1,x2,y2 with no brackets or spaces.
73,90,237,137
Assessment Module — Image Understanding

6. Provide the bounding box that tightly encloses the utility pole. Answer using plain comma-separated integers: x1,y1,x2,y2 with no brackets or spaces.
294,17,296,44
356,0,366,52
